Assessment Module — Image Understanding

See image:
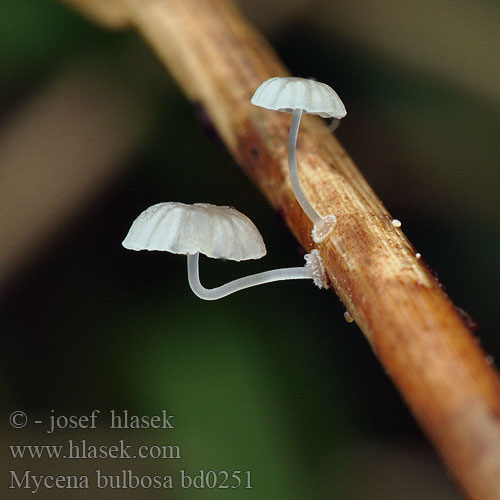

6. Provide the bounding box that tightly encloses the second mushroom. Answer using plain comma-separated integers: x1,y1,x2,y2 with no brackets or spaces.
251,76,346,242
122,202,327,300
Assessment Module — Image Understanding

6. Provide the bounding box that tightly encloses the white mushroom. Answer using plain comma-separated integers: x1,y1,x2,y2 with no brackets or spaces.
122,202,327,300
251,76,346,242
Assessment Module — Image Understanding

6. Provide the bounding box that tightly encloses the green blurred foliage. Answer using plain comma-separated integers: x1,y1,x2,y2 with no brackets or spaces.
0,0,105,90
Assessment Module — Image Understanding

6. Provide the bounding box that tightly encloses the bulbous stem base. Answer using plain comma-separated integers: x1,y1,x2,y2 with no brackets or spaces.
312,214,337,243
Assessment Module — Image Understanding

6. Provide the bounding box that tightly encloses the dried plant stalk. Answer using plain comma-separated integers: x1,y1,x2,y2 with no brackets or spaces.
62,0,500,498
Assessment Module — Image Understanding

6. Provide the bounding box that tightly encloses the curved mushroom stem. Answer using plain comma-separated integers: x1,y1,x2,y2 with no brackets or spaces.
288,109,320,223
187,250,326,301
289,108,337,243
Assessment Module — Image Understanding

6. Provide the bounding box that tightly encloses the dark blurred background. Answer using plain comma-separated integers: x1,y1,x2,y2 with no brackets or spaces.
1,0,499,498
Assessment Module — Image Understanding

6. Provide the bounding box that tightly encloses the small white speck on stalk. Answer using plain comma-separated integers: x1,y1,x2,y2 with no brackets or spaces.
344,311,354,323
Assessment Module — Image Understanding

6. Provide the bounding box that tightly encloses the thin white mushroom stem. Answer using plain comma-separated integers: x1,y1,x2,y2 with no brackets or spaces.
288,108,322,225
187,251,323,301
288,109,337,243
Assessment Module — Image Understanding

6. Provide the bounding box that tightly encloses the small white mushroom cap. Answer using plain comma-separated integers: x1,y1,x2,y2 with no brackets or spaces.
251,77,346,119
122,202,266,262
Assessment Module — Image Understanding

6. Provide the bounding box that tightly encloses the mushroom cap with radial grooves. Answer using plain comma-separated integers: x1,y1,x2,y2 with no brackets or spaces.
122,202,267,261
251,77,346,119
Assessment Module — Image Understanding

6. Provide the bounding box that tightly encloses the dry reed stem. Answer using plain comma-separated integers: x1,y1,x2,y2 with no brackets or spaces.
61,1,500,498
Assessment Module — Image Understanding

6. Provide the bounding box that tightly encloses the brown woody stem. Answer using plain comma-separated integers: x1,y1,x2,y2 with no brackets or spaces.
62,0,500,498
